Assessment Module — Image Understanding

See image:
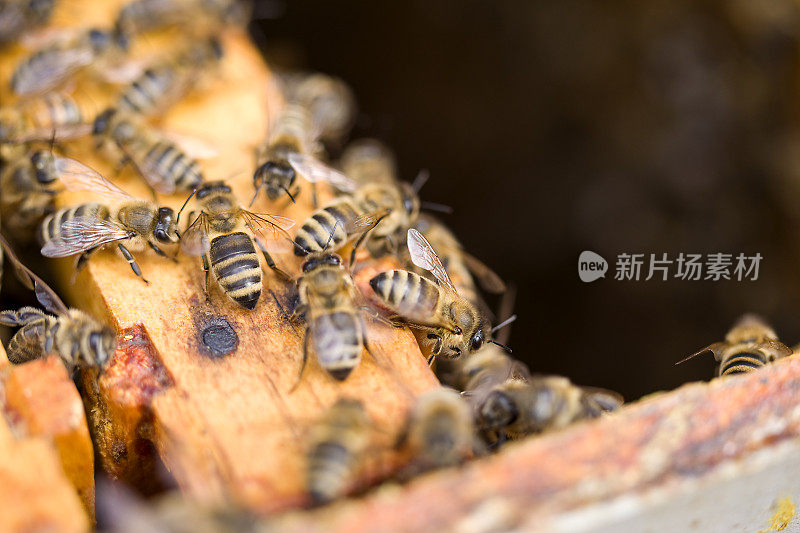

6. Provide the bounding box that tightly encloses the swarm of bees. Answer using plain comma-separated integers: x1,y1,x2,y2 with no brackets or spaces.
2,0,786,519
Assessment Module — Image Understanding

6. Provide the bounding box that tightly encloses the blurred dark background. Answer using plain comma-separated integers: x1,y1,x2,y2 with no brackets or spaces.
253,0,800,400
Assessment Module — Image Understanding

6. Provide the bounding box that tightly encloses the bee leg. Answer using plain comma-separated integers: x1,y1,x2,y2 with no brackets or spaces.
269,289,301,338
289,332,310,393
148,242,177,263
256,241,292,280
117,243,149,284
201,254,211,302
311,181,318,209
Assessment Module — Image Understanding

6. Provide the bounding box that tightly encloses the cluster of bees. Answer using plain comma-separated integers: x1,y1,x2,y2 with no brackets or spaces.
2,0,791,519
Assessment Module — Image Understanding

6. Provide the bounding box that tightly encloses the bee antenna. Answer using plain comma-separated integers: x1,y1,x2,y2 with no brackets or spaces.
411,169,430,193
281,185,296,203
491,315,517,334
175,188,197,227
48,129,56,152
421,201,453,214
489,340,512,354
291,238,311,255
248,185,260,207
323,220,340,251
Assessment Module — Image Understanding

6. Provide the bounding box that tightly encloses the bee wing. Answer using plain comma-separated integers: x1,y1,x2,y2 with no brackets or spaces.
53,156,133,201
180,213,211,257
13,47,94,95
756,339,793,359
675,342,726,365
40,217,132,257
407,228,457,293
288,152,357,193
0,234,68,315
461,251,506,294
243,211,296,254
346,208,392,234
96,57,150,84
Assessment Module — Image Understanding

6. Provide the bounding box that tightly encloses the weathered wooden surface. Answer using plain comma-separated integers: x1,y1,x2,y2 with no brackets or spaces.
0,346,90,533
0,0,439,513
263,355,800,532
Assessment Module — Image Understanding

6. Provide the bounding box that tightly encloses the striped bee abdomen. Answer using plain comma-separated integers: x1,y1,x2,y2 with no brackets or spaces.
118,67,176,115
7,319,51,364
210,232,262,309
294,202,359,256
39,203,109,244
310,311,363,380
369,269,440,321
307,440,352,504
720,351,766,376
141,141,203,192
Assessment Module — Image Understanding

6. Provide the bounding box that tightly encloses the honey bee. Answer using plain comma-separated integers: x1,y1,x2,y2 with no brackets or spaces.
114,0,249,37
180,181,295,309
93,108,205,195
475,376,623,441
0,148,58,238
11,28,129,96
306,398,371,506
339,138,398,186
0,234,116,370
252,100,353,206
116,36,223,117
370,228,494,361
399,387,474,470
38,156,179,282
290,250,378,383
678,314,792,376
283,72,356,146
438,342,526,392
409,214,506,306
0,0,55,44
0,92,93,145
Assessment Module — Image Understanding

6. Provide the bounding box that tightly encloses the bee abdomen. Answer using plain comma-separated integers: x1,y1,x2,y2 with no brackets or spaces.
142,141,203,192
119,67,174,114
369,270,439,318
307,440,352,504
310,311,362,380
7,320,49,364
294,204,353,256
40,203,109,244
210,232,262,309
720,351,766,376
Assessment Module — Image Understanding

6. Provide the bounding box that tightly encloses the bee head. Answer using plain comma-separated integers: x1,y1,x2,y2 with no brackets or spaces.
154,207,179,243
478,390,518,430
93,108,116,135
302,253,342,273
88,29,111,50
30,151,57,184
196,180,231,199
89,327,117,368
399,182,421,218
255,161,296,200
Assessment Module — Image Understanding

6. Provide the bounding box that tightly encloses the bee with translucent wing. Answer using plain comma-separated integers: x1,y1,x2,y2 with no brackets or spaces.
677,314,792,376
11,28,130,96
0,148,59,238
180,181,295,310
38,157,179,283
0,234,116,370
369,229,494,361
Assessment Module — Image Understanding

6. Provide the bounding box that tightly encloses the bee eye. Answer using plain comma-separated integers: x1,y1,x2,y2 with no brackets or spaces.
471,330,485,351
